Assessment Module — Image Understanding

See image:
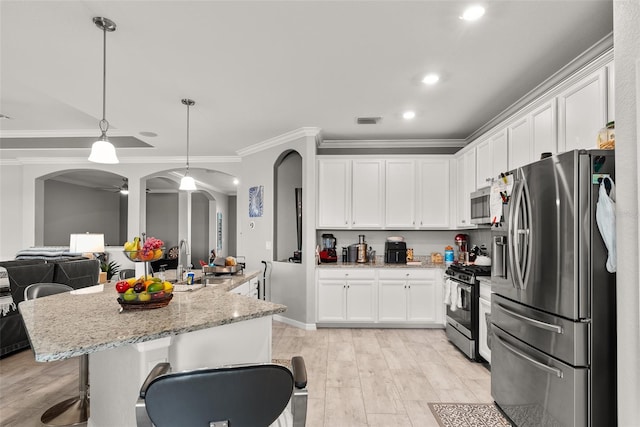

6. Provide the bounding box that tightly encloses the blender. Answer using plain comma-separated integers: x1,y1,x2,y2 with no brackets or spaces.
319,234,337,263
454,233,469,263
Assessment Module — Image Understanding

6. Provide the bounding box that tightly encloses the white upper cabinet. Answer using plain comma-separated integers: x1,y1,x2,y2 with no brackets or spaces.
385,158,450,229
317,158,383,229
531,100,557,160
385,159,416,228
475,138,492,188
508,117,531,170
558,68,607,152
606,61,614,122
351,160,384,228
492,130,509,178
317,159,351,228
456,147,476,228
476,130,508,186
417,159,450,228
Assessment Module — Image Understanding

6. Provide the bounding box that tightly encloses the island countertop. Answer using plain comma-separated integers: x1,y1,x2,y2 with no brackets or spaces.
19,276,284,362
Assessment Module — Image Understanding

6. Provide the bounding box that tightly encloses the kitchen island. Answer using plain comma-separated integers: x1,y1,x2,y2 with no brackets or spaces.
19,276,285,427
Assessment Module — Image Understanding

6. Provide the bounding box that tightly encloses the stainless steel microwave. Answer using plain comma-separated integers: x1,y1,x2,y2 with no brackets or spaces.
470,186,492,224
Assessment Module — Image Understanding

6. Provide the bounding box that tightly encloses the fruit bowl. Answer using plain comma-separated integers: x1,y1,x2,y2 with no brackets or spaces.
117,291,173,310
123,247,165,262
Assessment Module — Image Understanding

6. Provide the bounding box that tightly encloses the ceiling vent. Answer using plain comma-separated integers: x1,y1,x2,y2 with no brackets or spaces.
356,116,382,125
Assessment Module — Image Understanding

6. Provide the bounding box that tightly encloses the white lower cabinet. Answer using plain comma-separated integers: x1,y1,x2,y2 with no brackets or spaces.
378,269,442,323
317,269,376,322
317,268,445,325
478,280,492,364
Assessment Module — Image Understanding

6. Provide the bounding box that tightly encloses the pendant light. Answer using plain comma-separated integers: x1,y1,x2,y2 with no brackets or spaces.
179,98,197,191
88,17,119,164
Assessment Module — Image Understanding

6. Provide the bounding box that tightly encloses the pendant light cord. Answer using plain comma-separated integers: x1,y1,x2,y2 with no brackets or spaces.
186,103,190,171
99,24,109,135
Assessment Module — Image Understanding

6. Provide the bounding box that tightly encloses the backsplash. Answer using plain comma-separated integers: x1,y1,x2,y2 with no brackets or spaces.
317,228,493,258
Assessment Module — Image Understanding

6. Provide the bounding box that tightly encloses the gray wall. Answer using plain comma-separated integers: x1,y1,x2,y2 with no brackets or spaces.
43,180,122,246
146,193,179,250
275,151,302,261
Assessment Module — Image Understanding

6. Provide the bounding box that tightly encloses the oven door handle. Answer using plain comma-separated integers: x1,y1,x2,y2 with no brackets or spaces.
495,333,563,378
457,283,472,293
495,303,563,334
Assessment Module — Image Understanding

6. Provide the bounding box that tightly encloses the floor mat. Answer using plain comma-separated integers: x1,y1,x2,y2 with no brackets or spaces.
428,403,512,427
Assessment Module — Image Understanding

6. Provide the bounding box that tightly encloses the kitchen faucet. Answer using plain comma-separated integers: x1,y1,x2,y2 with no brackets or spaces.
177,239,190,280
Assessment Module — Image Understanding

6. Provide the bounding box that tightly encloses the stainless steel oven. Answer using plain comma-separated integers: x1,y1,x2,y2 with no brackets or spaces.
444,264,490,361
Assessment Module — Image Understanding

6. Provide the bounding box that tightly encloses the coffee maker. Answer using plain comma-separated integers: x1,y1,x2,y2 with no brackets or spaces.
319,234,337,263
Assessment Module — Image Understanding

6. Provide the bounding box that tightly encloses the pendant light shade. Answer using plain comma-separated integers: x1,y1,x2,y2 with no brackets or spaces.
89,17,119,164
179,174,197,191
180,98,196,191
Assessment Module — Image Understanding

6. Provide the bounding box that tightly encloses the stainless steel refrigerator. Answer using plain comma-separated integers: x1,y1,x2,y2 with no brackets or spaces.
490,149,616,427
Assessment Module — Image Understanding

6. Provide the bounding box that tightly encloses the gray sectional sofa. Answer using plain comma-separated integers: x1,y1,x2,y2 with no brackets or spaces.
0,258,99,357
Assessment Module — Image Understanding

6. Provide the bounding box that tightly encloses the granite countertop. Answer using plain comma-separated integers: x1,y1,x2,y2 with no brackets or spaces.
19,270,283,362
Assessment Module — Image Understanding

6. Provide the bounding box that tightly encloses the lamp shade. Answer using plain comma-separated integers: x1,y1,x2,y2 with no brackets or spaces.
179,174,197,191
88,139,119,164
69,233,105,253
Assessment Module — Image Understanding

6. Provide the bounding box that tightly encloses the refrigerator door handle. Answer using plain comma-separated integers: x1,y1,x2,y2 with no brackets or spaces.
495,303,563,334
495,333,563,378
509,180,523,289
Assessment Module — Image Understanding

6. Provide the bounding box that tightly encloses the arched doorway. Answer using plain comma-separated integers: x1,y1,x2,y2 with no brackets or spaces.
273,150,303,262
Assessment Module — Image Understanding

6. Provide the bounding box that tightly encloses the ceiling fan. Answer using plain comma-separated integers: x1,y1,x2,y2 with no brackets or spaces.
101,178,129,194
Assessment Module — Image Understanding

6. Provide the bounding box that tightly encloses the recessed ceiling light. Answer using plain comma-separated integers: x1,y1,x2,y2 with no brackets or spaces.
422,73,440,85
460,5,485,21
403,111,416,120
233,178,239,185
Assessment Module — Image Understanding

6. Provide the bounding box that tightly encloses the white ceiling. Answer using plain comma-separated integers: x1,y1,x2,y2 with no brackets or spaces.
0,1,613,164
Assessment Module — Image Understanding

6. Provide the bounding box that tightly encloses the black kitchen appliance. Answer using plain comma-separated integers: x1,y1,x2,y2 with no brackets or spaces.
384,241,407,264
444,263,491,361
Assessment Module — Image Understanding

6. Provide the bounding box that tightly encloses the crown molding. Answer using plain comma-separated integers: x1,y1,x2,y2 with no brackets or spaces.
236,127,321,157
318,138,466,149
1,155,242,166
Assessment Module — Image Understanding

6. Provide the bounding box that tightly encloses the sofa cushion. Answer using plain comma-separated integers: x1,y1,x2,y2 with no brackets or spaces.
52,259,100,290
1,263,55,310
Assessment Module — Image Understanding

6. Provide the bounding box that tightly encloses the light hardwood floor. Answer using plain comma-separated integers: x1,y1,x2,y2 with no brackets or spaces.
0,322,491,426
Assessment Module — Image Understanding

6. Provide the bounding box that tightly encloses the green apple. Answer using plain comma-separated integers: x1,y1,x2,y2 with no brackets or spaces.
123,288,137,302
138,291,151,302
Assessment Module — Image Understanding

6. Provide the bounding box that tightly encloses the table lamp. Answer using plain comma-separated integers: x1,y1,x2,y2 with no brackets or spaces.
69,233,105,259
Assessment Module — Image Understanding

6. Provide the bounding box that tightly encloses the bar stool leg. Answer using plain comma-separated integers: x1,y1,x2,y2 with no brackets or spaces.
41,354,90,426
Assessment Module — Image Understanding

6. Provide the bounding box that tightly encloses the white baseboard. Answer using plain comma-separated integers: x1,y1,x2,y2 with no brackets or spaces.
273,314,317,331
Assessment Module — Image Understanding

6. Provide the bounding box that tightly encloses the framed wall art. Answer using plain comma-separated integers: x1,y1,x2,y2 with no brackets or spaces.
249,185,264,218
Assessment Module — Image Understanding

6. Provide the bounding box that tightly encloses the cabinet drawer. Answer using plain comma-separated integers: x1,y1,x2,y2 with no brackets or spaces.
318,269,375,280
378,269,435,280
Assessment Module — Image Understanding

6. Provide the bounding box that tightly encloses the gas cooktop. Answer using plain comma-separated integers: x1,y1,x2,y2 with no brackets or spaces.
446,263,491,276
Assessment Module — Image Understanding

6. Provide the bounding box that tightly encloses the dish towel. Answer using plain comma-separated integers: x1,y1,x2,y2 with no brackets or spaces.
456,285,463,309
596,177,616,273
0,267,15,316
444,278,458,312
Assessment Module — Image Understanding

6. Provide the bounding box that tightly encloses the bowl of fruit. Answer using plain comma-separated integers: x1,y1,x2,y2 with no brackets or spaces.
123,236,165,262
116,277,174,310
